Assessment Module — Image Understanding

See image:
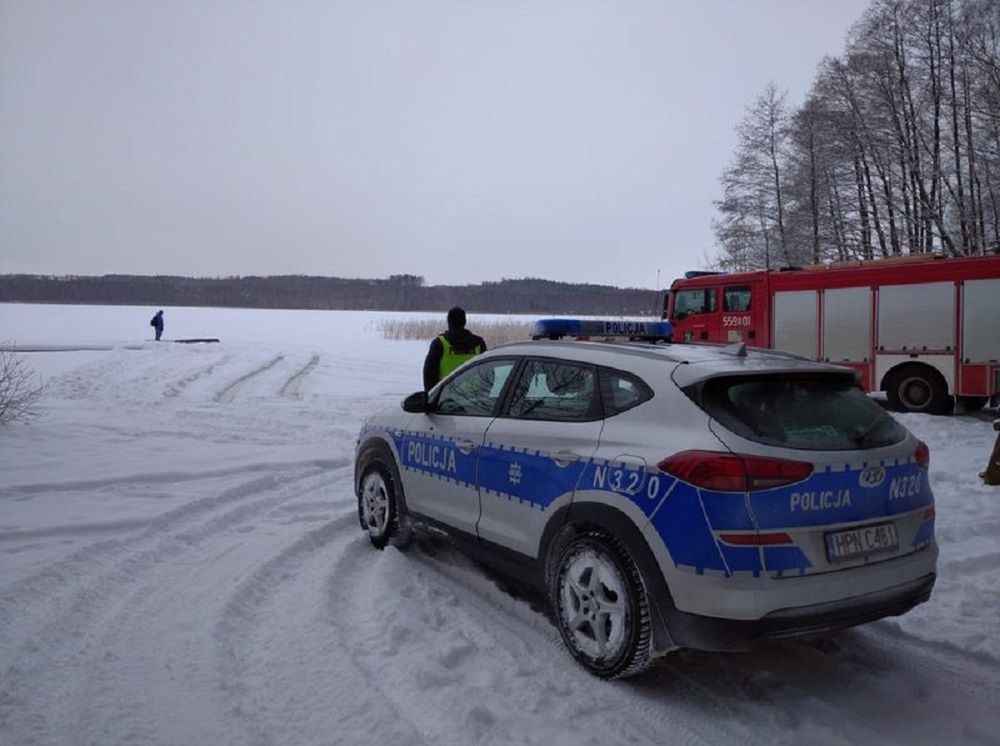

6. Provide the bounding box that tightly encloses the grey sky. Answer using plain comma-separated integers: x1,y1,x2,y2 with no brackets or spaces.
1,0,869,289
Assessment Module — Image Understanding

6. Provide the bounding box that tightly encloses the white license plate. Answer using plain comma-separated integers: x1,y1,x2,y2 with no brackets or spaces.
825,522,899,563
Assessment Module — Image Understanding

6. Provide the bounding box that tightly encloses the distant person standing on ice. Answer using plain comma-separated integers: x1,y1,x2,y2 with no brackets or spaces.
422,307,487,391
150,310,165,341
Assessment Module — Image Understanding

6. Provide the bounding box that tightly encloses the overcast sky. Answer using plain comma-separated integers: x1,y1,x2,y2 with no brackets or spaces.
1,0,870,289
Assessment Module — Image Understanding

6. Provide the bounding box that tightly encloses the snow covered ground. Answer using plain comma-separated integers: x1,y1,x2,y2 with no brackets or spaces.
1,302,999,746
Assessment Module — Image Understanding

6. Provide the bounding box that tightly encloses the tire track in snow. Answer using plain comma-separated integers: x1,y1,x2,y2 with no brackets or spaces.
635,622,1000,744
429,548,776,746
278,353,319,399
70,483,354,746
0,466,340,742
0,463,345,622
213,355,284,404
1,473,300,610
411,547,759,745
941,549,1000,578
323,527,1000,746
850,620,1000,696
212,511,430,746
163,354,232,398
0,518,151,542
1,468,318,626
0,458,340,500
320,533,751,746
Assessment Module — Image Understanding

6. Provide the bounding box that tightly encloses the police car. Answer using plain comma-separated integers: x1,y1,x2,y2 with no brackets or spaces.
354,319,937,678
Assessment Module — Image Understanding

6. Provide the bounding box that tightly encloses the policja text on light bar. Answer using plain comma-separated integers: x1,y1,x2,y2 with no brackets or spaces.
530,318,673,340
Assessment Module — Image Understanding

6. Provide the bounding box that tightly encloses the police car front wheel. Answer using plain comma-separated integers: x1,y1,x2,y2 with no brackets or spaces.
358,464,412,550
550,531,653,679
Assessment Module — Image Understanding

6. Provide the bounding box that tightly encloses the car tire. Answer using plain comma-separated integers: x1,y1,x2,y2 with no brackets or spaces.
357,459,413,550
886,365,953,415
548,530,653,679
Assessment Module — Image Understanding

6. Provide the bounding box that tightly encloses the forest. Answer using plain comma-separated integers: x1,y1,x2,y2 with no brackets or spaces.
714,0,1000,270
0,274,662,316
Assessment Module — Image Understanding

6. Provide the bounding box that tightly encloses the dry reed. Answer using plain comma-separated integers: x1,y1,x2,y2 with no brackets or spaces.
376,318,534,348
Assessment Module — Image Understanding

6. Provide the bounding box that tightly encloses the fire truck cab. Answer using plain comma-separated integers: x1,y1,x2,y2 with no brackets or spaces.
665,255,1000,415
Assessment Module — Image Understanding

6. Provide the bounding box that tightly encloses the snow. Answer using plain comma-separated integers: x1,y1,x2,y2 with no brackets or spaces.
1,302,999,746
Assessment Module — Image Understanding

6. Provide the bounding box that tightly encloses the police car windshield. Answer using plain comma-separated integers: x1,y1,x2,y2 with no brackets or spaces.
689,373,907,451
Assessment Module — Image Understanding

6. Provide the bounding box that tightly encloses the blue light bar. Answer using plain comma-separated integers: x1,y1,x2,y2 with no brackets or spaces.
531,318,673,340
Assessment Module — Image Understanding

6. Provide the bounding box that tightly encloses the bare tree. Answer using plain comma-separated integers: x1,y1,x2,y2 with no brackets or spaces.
0,345,44,425
712,0,1000,269
715,82,793,269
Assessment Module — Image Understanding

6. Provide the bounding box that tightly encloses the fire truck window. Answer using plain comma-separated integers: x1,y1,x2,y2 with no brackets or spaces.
674,289,717,319
724,286,752,312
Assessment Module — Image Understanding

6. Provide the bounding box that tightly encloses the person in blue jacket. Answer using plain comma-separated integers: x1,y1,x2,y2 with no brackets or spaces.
150,310,165,341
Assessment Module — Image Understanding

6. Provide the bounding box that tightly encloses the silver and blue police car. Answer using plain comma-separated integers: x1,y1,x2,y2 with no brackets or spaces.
354,319,936,678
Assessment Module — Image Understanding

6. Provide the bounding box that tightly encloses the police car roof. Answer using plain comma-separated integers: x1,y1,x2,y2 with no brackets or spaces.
491,337,854,386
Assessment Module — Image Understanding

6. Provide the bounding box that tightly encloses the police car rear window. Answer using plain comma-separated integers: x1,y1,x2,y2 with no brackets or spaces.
689,373,906,451
600,368,653,416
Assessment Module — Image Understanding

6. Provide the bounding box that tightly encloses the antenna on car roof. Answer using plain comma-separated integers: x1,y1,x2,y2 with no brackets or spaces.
721,342,747,357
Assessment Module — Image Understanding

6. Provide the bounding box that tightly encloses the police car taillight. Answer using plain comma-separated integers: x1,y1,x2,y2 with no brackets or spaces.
915,440,930,469
657,451,813,492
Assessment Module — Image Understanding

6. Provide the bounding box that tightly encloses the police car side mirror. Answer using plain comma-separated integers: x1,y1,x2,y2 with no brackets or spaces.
402,391,429,413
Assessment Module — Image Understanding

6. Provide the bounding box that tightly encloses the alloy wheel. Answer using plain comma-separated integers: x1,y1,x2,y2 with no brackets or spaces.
360,470,390,539
558,548,629,662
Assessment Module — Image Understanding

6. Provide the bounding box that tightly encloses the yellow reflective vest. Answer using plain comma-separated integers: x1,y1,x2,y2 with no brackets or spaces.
438,335,482,380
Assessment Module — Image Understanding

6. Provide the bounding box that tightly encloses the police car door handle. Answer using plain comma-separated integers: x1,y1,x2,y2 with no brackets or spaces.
552,450,582,467
456,439,478,454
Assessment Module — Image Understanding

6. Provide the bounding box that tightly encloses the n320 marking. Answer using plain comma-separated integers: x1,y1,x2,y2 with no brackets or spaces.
592,466,659,498
889,473,922,500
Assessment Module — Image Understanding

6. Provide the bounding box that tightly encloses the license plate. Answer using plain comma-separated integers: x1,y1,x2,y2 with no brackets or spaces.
825,522,899,563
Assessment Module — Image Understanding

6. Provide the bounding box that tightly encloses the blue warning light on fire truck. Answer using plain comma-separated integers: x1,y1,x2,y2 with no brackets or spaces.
531,318,673,340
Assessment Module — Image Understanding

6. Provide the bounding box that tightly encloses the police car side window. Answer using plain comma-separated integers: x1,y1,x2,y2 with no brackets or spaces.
436,359,515,417
599,368,653,416
506,359,599,421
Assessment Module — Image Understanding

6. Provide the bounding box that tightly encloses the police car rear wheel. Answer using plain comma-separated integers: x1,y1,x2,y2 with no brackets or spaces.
358,465,411,550
551,532,652,679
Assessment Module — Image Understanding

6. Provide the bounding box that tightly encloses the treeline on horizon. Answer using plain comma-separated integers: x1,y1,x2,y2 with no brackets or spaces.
714,0,1000,271
0,274,663,316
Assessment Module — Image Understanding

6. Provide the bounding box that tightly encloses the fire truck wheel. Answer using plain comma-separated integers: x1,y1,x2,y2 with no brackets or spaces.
886,364,953,415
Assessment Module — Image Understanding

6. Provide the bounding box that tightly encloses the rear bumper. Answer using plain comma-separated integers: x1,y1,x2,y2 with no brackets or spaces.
663,572,935,652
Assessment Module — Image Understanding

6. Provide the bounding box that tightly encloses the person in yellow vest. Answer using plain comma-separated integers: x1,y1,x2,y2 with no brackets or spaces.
982,419,1000,486
422,307,488,391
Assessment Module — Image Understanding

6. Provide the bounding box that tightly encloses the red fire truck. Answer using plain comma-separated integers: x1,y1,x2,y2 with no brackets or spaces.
664,254,1000,414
